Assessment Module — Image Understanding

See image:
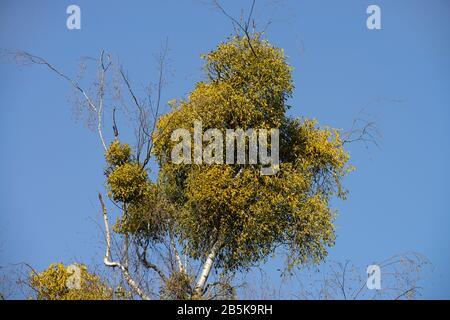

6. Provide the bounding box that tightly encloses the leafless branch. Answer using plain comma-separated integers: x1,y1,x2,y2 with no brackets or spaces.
395,286,421,300
343,109,382,150
137,245,167,282
211,0,258,57
8,50,109,150
117,38,169,168
98,193,150,300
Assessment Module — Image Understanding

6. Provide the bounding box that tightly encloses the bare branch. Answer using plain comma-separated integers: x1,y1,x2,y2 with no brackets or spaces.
343,109,382,150
395,286,421,300
117,39,169,168
8,50,109,150
211,0,258,57
8,50,98,113
97,50,110,151
112,107,119,138
98,193,150,300
137,246,167,282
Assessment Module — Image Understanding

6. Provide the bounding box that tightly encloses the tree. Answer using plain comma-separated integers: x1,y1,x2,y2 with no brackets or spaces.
105,31,353,298
28,263,117,300
8,30,353,299
151,34,351,296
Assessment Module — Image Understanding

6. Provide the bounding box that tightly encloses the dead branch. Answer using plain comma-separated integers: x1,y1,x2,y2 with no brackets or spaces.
8,50,108,150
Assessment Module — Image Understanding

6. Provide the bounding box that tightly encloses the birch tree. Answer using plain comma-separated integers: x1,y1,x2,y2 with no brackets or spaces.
8,6,359,296
9,32,352,299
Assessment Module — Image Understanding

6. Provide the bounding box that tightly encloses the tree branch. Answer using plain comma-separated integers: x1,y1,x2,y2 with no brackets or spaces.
9,50,108,151
98,193,150,300
212,0,258,57
194,238,222,296
169,228,185,274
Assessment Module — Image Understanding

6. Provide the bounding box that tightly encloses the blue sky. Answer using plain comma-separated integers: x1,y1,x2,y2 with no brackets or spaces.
0,0,449,299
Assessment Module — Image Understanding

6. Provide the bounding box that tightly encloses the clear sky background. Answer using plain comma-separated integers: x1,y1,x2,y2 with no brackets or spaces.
0,0,449,299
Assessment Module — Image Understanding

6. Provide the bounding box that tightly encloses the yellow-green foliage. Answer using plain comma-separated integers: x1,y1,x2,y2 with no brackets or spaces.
105,141,171,240
105,140,147,204
29,263,113,300
153,35,294,160
160,272,193,300
113,183,174,240
106,140,131,167
151,35,352,271
107,162,149,203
